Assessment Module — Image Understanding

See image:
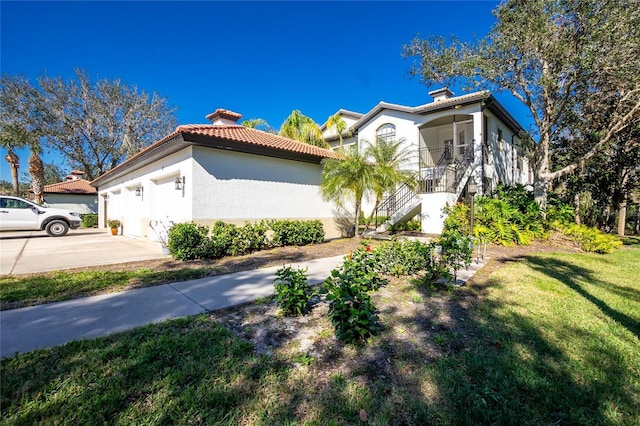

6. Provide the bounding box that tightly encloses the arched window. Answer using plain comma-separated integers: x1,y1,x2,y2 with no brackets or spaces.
376,123,396,144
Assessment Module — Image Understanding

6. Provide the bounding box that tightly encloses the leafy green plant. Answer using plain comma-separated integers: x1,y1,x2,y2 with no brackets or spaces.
562,224,622,254
375,238,432,277
81,214,98,228
273,266,313,316
229,221,268,256
324,245,386,344
209,221,237,258
436,229,473,282
269,219,325,246
388,218,422,233
167,222,210,260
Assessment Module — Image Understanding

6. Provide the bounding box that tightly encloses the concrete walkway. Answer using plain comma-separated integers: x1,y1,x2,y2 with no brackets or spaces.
0,254,487,359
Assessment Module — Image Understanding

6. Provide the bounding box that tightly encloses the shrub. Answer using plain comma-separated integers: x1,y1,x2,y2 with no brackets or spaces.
324,244,386,344
388,218,422,233
375,238,432,277
562,224,622,254
436,229,473,282
269,219,324,246
231,221,268,255
81,214,98,228
210,221,238,258
168,222,210,260
273,266,313,316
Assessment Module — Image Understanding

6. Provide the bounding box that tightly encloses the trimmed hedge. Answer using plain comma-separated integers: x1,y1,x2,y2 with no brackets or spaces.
168,219,324,260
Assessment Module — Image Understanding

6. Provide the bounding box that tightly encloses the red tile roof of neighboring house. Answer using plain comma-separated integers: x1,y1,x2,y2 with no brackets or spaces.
43,178,97,194
176,124,339,159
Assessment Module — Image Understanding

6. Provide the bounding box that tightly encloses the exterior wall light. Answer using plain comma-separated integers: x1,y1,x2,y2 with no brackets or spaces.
135,186,144,197
174,176,185,191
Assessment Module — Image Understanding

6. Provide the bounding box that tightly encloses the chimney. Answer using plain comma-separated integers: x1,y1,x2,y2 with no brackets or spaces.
205,109,242,125
429,87,455,102
65,170,84,181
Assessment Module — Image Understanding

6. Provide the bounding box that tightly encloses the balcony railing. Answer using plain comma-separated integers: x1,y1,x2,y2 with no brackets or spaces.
418,144,473,193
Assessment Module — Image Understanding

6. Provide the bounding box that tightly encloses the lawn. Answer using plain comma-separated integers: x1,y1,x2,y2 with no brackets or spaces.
1,245,639,424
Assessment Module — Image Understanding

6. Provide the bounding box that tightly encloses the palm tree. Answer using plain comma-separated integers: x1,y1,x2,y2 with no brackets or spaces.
280,110,329,149
28,144,46,204
362,137,418,232
326,113,347,149
241,118,277,133
321,147,373,237
0,123,32,196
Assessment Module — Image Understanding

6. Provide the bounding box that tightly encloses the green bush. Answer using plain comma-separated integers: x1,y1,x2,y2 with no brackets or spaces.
273,266,313,316
231,221,268,255
436,229,473,281
388,218,422,233
562,224,622,254
209,221,238,258
81,214,98,228
168,222,210,260
375,238,432,277
269,219,324,246
324,244,386,344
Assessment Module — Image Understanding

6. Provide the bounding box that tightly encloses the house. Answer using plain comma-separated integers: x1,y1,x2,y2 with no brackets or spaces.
321,88,532,234
91,109,341,242
41,170,98,214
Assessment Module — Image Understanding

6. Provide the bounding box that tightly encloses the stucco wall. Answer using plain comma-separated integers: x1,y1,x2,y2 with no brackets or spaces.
190,147,339,236
97,148,193,237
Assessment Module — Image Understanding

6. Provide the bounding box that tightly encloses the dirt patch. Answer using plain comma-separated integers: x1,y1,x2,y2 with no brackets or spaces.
210,233,581,377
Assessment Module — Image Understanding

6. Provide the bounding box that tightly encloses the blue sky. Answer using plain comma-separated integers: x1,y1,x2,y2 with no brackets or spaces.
1,0,530,182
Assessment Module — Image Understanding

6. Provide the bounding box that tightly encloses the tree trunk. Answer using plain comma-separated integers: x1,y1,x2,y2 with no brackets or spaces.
617,198,627,236
533,134,550,212
5,148,20,196
28,151,45,204
635,203,640,235
574,192,581,225
353,199,361,238
363,198,381,236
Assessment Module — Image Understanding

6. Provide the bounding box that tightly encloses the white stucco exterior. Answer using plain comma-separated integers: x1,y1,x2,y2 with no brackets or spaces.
324,90,531,234
94,120,342,243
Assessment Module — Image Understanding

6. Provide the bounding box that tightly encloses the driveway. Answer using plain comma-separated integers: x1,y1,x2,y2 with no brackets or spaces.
0,229,167,275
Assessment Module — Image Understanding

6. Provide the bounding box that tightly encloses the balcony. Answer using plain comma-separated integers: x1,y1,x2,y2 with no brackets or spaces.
418,144,473,193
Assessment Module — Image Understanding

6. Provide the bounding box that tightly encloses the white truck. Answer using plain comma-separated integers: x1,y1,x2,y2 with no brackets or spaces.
0,195,82,237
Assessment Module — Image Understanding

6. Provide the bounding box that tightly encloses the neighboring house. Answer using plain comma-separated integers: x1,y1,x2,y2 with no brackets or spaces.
40,170,98,214
321,88,532,234
91,109,341,242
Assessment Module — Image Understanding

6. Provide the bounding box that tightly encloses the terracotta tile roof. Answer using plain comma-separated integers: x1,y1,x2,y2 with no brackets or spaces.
205,109,242,123
91,122,338,187
176,124,339,159
43,179,97,194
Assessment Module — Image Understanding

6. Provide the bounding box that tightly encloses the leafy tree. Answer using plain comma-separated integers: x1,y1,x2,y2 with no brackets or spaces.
362,137,417,232
0,76,42,197
326,113,347,149
403,0,640,209
321,147,372,237
36,69,177,180
280,110,329,149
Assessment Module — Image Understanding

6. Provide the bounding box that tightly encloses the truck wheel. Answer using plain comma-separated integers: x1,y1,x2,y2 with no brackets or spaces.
46,220,69,236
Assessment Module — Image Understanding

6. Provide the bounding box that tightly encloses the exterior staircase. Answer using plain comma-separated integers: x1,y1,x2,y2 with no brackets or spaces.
374,150,475,234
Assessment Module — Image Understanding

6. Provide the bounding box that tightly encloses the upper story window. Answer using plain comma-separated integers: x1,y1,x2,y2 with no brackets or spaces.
376,123,396,144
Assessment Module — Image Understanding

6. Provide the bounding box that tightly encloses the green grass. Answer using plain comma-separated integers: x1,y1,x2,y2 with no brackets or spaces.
1,247,639,424
0,268,218,310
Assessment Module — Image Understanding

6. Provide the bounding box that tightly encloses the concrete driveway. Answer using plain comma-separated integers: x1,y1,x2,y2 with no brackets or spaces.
0,229,167,275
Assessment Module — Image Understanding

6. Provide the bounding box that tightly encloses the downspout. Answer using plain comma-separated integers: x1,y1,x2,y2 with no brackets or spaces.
511,133,516,184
